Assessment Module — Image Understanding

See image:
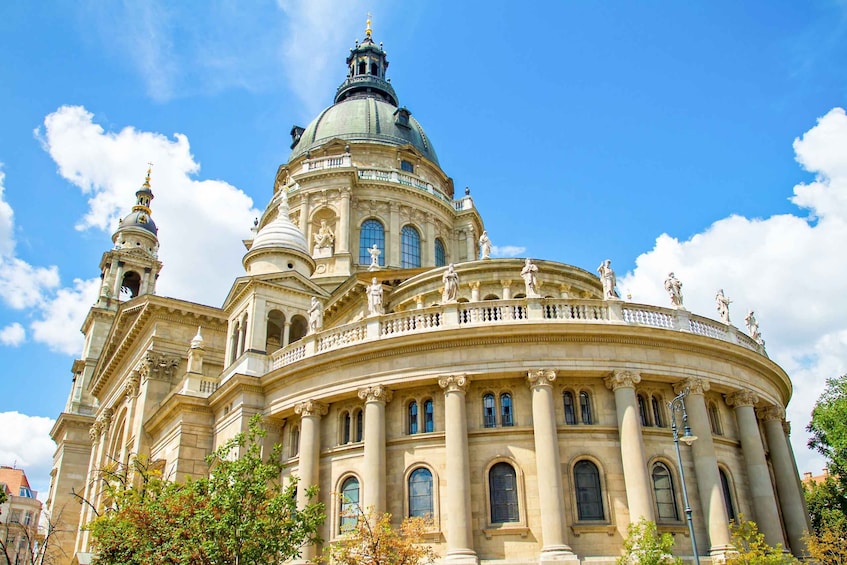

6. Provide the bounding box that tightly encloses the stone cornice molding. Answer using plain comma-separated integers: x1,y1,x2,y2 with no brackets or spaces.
438,374,470,394
295,400,328,418
605,370,641,391
357,384,394,404
757,405,786,422
725,389,759,408
673,377,710,396
527,369,557,390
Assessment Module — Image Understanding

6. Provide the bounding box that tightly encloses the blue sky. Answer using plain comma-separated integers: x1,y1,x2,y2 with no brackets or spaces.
1,1,846,495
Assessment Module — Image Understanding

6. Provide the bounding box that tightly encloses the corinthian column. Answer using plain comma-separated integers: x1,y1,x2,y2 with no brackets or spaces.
438,375,478,564
605,370,654,522
527,370,575,561
358,385,393,514
674,378,731,556
758,406,809,557
725,390,784,547
294,399,327,563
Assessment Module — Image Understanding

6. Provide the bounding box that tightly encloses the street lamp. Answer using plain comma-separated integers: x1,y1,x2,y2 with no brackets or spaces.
669,388,700,565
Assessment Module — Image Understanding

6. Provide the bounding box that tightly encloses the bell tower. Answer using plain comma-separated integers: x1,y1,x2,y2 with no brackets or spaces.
97,165,163,307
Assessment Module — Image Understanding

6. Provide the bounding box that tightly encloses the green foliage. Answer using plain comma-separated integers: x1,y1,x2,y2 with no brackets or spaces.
726,516,798,565
86,415,324,565
805,475,847,534
617,519,681,565
0,487,7,508
322,505,435,565
808,376,847,485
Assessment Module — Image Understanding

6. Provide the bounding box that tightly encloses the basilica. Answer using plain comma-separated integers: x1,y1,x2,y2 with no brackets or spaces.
46,21,810,565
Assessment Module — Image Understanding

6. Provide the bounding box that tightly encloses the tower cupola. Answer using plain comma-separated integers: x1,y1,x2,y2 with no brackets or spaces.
243,190,315,277
334,17,398,106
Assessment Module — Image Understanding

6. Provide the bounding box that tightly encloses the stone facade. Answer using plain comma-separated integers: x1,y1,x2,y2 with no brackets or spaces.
47,26,810,565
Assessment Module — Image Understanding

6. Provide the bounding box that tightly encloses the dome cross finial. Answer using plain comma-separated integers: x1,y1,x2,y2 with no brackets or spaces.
365,13,372,38
144,162,154,188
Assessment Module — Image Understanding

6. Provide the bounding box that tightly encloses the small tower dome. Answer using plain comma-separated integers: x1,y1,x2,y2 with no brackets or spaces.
243,191,315,277
112,165,159,255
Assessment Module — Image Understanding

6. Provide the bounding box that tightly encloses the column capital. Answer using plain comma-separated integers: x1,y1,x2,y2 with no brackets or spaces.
500,279,512,288
725,389,759,408
124,371,141,400
439,374,470,394
469,281,480,290
605,370,641,391
358,384,393,404
88,425,100,443
757,405,785,422
527,369,557,390
783,420,792,434
295,400,328,418
673,377,710,396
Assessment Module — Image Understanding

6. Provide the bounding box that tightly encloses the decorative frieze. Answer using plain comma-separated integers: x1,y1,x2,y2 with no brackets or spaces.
605,370,641,391
138,350,181,381
294,400,328,418
438,374,470,394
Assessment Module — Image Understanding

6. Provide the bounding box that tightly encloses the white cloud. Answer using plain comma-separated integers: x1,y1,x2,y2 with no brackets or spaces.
277,0,372,114
38,105,260,307
619,107,847,476
31,278,100,356
0,412,56,497
0,167,14,257
0,322,25,347
491,245,527,258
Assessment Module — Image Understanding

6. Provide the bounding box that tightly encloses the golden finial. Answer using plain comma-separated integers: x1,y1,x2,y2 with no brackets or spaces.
143,162,154,188
365,13,372,38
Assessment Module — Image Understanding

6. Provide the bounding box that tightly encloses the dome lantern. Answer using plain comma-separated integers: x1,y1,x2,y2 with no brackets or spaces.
334,17,398,106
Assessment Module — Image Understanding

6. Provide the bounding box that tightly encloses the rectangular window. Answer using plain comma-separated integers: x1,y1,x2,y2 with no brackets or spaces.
401,160,414,172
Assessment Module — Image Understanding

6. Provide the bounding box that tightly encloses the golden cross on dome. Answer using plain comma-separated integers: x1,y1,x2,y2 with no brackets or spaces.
365,13,372,38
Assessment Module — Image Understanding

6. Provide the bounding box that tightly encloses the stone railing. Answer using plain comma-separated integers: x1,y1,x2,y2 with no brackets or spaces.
269,298,766,370
358,168,455,204
301,154,352,173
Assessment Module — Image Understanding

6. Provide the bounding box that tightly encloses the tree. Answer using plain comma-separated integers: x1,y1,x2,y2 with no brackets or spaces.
726,516,798,565
323,506,435,565
85,415,324,565
809,375,847,485
616,518,680,565
0,506,65,565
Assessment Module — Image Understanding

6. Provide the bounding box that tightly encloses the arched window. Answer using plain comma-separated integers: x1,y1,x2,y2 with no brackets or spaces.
289,315,308,344
339,477,360,532
580,391,593,424
408,468,433,518
652,462,679,521
290,425,300,457
500,393,514,427
239,314,248,357
229,322,240,363
359,219,385,266
489,462,519,523
265,310,285,352
574,460,604,520
709,402,723,435
563,391,576,425
409,401,419,435
355,409,363,442
401,225,421,268
483,393,496,428
720,469,736,521
652,396,664,428
357,61,366,75
434,238,446,267
423,399,434,433
637,394,649,426
342,411,351,444
120,271,141,299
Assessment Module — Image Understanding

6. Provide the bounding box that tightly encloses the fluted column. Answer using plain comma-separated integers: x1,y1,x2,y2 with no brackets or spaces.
438,375,478,564
294,400,327,563
759,406,809,556
358,385,393,514
674,378,731,555
605,370,654,522
338,188,350,254
527,370,575,561
725,390,784,547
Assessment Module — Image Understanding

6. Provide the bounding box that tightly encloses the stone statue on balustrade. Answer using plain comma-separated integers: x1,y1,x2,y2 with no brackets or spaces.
442,263,459,303
715,289,732,324
664,272,684,309
479,231,492,260
367,244,381,271
313,219,335,257
521,259,540,298
597,259,619,300
308,297,324,333
367,277,384,316
745,310,764,346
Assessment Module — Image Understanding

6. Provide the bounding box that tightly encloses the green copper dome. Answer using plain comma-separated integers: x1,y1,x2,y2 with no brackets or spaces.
288,27,439,165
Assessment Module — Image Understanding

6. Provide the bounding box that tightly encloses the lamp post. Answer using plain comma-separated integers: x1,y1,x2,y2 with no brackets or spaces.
669,388,700,565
